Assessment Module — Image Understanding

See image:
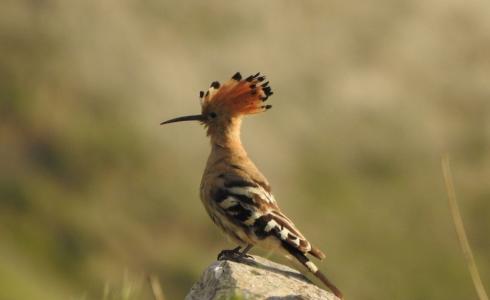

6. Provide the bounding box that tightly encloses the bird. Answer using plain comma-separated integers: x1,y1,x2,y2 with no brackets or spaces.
161,72,343,299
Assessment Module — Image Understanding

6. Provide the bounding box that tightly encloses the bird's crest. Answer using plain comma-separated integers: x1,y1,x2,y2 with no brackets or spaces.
199,72,273,116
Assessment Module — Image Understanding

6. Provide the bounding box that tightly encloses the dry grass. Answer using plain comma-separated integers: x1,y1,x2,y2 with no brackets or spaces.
442,154,488,300
148,274,166,300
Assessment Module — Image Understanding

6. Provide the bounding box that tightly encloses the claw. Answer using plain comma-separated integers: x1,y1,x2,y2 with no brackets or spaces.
239,253,254,260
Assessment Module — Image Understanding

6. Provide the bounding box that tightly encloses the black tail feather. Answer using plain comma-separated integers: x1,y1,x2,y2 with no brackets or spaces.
282,241,343,299
315,269,344,299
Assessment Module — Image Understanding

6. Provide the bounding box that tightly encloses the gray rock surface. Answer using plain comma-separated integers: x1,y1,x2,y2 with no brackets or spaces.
186,255,339,300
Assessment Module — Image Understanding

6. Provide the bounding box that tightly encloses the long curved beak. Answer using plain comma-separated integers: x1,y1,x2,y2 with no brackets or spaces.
160,114,205,125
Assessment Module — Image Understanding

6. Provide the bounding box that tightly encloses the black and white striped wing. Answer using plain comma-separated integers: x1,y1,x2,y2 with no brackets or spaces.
212,176,314,255
254,210,313,254
213,178,275,226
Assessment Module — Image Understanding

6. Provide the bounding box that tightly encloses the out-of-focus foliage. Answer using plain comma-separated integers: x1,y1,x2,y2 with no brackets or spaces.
1,0,489,299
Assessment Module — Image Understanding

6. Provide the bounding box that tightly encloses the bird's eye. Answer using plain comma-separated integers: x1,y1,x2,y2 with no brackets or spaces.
209,112,217,119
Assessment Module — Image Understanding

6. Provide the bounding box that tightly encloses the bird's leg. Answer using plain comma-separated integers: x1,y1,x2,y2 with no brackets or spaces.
238,244,253,259
217,244,254,261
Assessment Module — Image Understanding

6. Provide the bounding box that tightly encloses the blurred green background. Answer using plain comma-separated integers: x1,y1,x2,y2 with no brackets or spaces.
1,0,489,299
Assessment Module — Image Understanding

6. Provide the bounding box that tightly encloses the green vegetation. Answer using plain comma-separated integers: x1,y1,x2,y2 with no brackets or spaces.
1,1,489,299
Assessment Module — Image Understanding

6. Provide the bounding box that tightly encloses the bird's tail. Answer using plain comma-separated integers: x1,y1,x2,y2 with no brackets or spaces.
310,245,326,260
283,242,343,299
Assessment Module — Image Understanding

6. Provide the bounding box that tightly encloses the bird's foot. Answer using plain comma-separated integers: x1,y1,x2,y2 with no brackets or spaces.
217,246,253,261
238,252,254,260
217,246,241,261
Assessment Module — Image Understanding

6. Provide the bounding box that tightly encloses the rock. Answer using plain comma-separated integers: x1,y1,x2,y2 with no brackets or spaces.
186,255,340,300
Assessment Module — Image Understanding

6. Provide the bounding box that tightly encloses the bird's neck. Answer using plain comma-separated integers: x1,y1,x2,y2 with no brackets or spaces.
208,117,248,164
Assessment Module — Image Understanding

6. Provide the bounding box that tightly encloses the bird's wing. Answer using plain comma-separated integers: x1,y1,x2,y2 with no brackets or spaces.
212,173,324,258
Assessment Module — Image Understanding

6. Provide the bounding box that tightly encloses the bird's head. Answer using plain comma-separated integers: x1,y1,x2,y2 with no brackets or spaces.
161,72,273,137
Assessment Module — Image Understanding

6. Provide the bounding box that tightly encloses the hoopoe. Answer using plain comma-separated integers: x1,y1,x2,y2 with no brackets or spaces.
161,72,343,299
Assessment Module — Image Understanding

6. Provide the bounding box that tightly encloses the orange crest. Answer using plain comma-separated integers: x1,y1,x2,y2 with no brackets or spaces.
199,72,273,116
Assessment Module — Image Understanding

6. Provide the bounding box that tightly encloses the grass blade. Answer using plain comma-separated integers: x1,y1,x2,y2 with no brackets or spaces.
441,154,488,300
